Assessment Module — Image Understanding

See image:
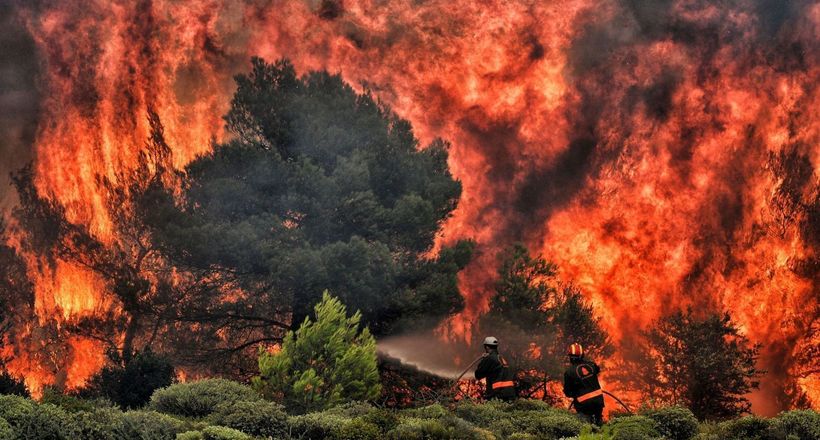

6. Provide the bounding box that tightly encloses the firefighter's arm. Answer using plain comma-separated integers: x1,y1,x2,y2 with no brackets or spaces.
592,362,601,375
474,357,491,380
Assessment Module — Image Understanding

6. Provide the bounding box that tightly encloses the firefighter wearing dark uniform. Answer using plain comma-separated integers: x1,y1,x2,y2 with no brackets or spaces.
563,343,604,425
474,336,517,401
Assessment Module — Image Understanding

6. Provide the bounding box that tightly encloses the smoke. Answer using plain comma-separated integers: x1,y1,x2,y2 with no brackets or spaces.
2,0,818,411
0,3,38,211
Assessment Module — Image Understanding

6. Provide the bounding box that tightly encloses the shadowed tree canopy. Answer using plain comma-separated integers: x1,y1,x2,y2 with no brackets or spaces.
150,57,470,333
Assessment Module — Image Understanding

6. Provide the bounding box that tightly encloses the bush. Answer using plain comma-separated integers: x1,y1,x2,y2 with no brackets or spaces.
507,434,537,440
715,416,772,440
0,418,13,440
0,394,34,428
386,415,494,440
323,401,377,418
335,418,382,440
149,379,261,418
404,403,451,419
515,412,586,439
643,406,698,440
361,407,400,432
200,426,251,440
14,403,78,440
608,415,661,440
73,408,121,440
455,401,510,427
41,388,110,413
208,400,288,438
254,292,381,413
111,410,186,440
176,432,204,440
769,410,820,440
289,413,350,439
85,351,175,409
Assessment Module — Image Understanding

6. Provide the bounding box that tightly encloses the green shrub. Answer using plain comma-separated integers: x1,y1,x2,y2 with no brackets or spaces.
176,432,204,440
643,406,699,440
15,403,78,440
208,400,288,438
386,415,494,440
335,418,382,440
111,410,186,440
254,293,381,413
404,403,451,419
455,401,509,427
507,434,537,440
200,426,251,440
608,415,661,440
40,388,111,413
0,418,13,440
149,379,261,418
716,416,772,440
84,350,175,409
769,410,820,440
288,413,349,439
361,407,400,432
0,394,35,427
323,401,376,418
516,412,586,439
73,408,120,440
508,399,555,412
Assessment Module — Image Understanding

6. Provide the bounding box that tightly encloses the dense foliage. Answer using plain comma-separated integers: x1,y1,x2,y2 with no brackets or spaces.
615,309,763,420
254,292,380,413
151,56,471,335
80,350,174,409
1,388,817,440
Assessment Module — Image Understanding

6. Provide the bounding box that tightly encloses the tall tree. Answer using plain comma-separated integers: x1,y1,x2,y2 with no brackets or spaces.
150,57,470,334
615,309,764,420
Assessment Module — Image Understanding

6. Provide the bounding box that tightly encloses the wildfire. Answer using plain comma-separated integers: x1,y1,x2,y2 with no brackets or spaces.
0,0,816,412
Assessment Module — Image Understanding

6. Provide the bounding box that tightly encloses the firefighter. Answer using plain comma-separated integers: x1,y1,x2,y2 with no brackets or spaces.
563,343,604,425
474,336,516,401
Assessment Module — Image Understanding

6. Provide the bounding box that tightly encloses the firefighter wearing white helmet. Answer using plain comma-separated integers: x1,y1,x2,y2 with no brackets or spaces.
474,336,516,401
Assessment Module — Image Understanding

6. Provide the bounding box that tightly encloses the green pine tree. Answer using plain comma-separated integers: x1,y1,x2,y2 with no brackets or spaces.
253,291,380,412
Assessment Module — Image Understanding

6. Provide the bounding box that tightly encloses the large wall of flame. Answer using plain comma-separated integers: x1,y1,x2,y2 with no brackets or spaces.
1,0,817,412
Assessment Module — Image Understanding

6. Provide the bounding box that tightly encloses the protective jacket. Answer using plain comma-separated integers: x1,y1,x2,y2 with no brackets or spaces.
475,351,516,401
563,359,604,406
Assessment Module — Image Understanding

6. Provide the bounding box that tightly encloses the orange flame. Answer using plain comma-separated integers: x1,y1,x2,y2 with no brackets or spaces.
1,0,816,412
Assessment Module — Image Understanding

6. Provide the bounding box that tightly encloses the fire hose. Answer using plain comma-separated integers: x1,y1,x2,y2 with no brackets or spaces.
449,354,488,399
567,390,633,414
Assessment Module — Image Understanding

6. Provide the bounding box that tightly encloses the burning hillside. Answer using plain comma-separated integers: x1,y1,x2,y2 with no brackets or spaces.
0,0,817,414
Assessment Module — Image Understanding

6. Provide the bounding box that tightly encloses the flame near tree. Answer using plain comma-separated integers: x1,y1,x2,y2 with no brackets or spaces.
0,0,817,413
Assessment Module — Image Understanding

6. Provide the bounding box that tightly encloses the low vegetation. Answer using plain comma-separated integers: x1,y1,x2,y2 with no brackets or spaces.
0,389,818,440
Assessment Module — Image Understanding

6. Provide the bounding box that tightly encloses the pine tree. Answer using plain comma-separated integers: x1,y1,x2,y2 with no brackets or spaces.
616,309,764,420
253,291,380,412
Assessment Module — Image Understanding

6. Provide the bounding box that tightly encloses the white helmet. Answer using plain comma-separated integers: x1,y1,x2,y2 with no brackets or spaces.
483,336,499,347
